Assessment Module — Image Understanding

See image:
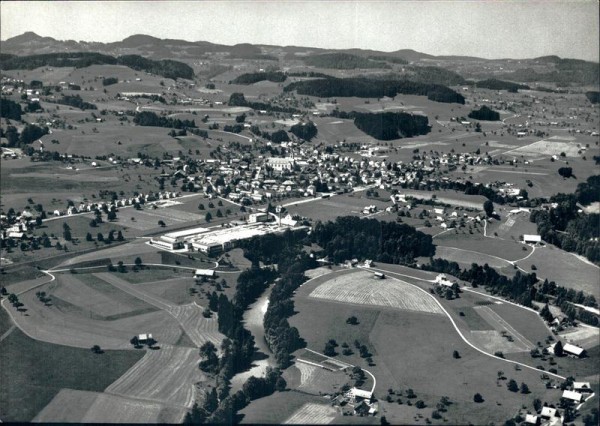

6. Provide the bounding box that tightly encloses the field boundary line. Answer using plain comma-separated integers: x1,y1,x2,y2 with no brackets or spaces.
366,267,566,380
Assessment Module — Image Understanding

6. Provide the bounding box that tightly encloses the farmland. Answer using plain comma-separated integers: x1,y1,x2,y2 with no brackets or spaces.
307,269,444,314
1,14,599,425
0,326,143,422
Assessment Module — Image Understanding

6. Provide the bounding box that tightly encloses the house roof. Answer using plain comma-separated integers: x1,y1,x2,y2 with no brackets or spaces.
562,390,583,402
563,343,584,356
350,388,372,400
524,414,538,424
540,407,558,418
573,381,591,390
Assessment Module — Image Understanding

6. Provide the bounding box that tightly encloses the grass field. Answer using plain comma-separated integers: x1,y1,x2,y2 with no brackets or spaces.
291,270,562,425
283,402,338,424
105,344,201,408
239,391,343,425
283,361,350,395
516,245,600,297
32,389,184,423
433,246,513,270
308,270,443,314
434,233,532,262
0,327,143,422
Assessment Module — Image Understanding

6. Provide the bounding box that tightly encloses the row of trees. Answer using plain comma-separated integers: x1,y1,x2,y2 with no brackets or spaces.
52,94,97,110
227,92,300,114
468,105,500,121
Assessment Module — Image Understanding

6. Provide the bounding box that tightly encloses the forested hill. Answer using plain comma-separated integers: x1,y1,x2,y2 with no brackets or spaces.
284,77,465,104
0,52,194,80
302,53,391,69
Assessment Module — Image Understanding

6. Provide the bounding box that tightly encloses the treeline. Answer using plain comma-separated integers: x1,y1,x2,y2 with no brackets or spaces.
252,128,289,143
227,92,300,114
52,94,97,110
187,266,284,424
284,77,465,104
423,258,598,326
1,98,22,120
311,216,435,264
0,52,194,80
133,111,196,128
239,230,316,367
303,53,391,69
1,124,49,148
468,105,500,121
530,176,600,262
474,79,530,92
290,121,318,141
586,91,600,104
231,72,287,85
353,111,431,140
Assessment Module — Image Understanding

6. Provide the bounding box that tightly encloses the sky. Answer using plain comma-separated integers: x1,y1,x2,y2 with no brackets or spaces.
1,0,598,61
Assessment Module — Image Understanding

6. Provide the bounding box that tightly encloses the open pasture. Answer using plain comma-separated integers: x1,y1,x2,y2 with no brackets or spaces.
0,327,143,422
558,325,600,349
239,391,341,425
433,245,514,271
308,269,443,314
286,193,392,222
119,204,206,230
516,245,599,297
105,344,201,408
434,233,532,261
504,137,583,159
283,403,338,425
284,360,350,396
168,303,224,347
32,388,182,423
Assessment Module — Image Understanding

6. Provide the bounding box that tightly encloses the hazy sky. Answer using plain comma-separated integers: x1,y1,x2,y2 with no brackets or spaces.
1,1,598,61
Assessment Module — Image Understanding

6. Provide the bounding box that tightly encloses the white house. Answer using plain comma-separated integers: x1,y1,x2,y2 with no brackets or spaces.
563,343,585,357
523,234,542,244
573,382,592,392
561,390,583,403
194,269,216,278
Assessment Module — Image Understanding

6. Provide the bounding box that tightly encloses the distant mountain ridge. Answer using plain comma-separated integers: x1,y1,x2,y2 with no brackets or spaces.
4,31,597,65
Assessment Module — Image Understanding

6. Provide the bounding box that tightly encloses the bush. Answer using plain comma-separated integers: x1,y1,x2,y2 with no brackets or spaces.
473,393,484,403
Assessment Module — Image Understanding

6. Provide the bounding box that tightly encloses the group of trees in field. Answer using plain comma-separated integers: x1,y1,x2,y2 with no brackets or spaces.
289,121,318,141
284,77,465,104
0,98,22,120
530,176,600,262
231,71,287,84
468,105,500,121
52,94,97,110
0,52,194,80
311,216,435,264
133,111,196,129
102,77,119,86
585,91,600,104
352,111,431,140
1,123,49,147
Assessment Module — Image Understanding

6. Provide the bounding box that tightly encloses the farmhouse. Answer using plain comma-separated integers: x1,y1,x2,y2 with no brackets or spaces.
523,234,542,244
561,390,583,403
248,212,269,223
524,414,539,425
573,382,592,392
562,343,586,358
349,387,373,401
194,269,216,278
435,274,455,287
138,333,153,343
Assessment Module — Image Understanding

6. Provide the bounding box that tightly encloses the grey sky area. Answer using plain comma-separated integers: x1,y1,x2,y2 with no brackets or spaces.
1,0,598,61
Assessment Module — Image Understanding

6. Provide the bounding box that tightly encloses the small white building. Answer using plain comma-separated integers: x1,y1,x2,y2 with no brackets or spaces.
524,414,539,425
563,343,585,357
561,390,583,403
248,212,269,223
350,388,373,401
523,234,542,244
194,269,216,278
573,382,592,392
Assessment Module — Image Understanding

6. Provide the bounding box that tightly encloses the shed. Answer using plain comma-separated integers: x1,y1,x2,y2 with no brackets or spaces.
573,382,591,392
523,234,542,244
524,414,539,425
540,407,558,418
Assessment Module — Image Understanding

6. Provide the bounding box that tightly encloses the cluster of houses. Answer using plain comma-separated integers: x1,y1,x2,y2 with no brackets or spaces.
523,381,594,426
330,387,378,417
